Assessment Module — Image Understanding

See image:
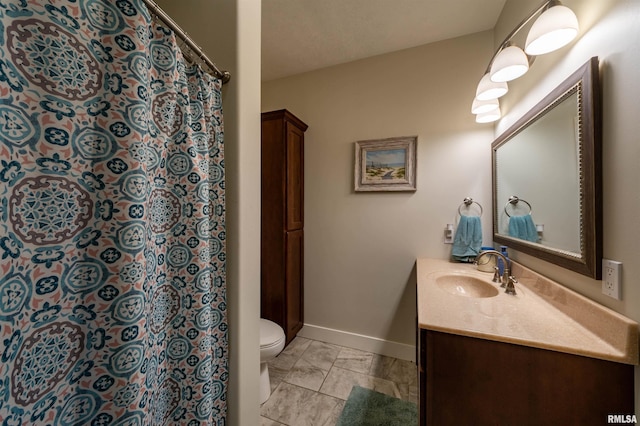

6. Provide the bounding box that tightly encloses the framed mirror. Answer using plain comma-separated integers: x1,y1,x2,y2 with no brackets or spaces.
492,57,602,279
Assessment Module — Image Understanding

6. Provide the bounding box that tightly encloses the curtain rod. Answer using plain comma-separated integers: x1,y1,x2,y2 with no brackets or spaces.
141,0,231,84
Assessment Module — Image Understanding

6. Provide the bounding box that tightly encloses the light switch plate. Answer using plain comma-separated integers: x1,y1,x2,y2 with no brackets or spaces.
444,224,454,244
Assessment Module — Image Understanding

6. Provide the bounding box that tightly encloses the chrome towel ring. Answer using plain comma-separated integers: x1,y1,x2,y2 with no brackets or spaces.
458,197,483,217
504,196,532,217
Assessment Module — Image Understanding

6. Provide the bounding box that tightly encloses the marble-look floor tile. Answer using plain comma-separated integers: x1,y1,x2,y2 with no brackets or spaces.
261,382,344,426
268,350,299,371
281,336,312,358
284,357,329,391
320,398,345,426
300,340,342,371
267,364,289,392
319,366,401,401
370,354,418,386
260,416,285,426
333,347,374,374
389,358,418,386
397,383,419,404
261,338,417,424
369,354,395,379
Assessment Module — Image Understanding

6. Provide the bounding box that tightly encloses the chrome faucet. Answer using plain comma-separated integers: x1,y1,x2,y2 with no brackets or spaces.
475,250,518,295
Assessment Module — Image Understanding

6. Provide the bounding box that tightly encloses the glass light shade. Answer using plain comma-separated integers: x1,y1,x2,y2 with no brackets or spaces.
475,108,501,123
471,98,499,114
490,45,529,82
525,5,579,55
475,73,508,101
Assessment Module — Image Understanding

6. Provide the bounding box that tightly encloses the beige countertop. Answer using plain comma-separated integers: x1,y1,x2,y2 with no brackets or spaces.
417,258,639,365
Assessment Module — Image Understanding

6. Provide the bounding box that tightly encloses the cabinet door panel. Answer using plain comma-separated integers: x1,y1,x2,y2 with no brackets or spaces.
420,330,634,426
286,122,304,230
285,230,304,341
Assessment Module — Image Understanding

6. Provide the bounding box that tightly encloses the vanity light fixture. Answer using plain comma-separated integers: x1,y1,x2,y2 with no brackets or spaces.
490,44,530,83
475,73,508,101
471,97,500,114
525,3,579,55
475,108,502,124
473,0,579,123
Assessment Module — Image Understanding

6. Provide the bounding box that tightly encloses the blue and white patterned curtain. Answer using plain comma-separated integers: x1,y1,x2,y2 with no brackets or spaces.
0,1,228,424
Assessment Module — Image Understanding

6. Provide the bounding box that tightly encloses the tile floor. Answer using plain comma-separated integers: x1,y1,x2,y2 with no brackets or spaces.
260,337,418,426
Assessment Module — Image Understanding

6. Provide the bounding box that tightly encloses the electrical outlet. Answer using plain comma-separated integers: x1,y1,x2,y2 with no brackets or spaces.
601,259,622,300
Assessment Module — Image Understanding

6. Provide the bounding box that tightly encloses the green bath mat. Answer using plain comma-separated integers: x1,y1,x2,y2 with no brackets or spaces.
336,386,418,426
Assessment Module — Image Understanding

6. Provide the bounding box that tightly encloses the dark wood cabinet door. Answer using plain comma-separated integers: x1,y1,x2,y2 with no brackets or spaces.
419,329,634,426
286,122,304,231
285,229,304,341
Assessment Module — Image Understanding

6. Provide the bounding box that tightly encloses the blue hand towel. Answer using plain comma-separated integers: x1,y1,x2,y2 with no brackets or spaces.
508,215,538,242
451,215,482,262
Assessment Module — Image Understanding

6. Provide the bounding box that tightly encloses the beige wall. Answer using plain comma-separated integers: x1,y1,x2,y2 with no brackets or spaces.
262,32,495,354
155,1,262,425
495,0,640,414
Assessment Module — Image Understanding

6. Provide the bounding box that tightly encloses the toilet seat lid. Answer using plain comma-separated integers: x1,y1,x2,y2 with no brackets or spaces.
260,319,285,348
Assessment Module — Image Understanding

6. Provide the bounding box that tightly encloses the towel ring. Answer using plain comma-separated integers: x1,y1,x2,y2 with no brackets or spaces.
504,196,532,217
458,197,483,217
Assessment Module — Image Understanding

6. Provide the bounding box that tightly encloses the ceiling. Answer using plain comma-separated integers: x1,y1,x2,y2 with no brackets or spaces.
262,0,507,81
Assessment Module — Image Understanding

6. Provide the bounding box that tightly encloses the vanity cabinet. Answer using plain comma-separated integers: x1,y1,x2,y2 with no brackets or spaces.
418,329,634,425
261,109,308,345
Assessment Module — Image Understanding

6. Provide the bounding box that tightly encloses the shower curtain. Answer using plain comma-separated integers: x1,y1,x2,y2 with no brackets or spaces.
0,1,227,424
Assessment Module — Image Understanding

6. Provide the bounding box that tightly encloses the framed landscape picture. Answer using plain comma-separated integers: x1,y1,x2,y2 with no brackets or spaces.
354,136,417,192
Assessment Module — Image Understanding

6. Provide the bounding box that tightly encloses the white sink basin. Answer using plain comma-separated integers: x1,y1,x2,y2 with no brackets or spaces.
435,273,499,298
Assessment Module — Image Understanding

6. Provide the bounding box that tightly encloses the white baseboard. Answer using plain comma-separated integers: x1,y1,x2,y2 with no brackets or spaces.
297,323,416,362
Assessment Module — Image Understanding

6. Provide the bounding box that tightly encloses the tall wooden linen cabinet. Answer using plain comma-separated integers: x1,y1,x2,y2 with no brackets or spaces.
261,110,307,346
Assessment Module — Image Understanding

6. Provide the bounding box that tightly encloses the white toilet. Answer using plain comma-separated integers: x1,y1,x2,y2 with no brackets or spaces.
259,318,286,403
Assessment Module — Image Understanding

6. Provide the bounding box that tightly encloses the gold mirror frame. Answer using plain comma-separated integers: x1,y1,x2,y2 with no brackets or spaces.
492,57,602,279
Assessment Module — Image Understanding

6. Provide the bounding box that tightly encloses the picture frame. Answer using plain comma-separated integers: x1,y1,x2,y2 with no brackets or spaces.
354,136,417,192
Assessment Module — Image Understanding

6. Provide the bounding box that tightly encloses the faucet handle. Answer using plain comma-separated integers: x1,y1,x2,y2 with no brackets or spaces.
492,266,500,283
505,276,518,295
